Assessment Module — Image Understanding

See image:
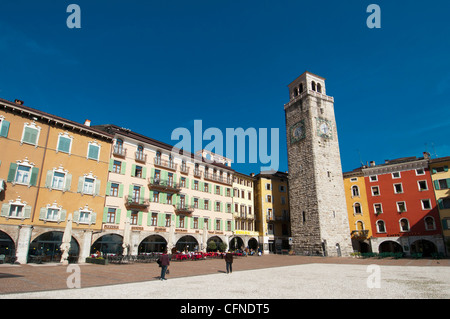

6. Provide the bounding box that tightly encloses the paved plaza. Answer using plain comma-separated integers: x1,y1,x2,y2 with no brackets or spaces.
1,255,449,299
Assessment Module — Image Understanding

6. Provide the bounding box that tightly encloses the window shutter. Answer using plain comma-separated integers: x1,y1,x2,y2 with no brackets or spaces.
30,167,39,186
64,174,72,192
24,205,32,219
73,211,80,223
58,137,71,153
39,207,47,220
116,209,121,224
1,204,9,217
94,179,101,196
438,199,444,209
131,164,136,177
434,180,440,190
140,186,145,204
0,120,10,138
77,176,84,193
445,166,449,172
108,159,114,172
142,167,147,179
90,212,97,225
158,213,165,227
60,210,67,222
138,212,143,225
118,184,124,198
442,219,448,230
45,170,53,188
121,162,127,175
7,163,17,182
106,182,111,196
103,207,109,223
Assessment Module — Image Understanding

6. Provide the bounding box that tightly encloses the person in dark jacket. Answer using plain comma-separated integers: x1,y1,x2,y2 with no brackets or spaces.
225,250,233,274
159,250,170,280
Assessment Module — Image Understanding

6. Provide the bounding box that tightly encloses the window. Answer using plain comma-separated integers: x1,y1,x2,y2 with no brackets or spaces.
167,173,174,187
216,219,221,231
179,215,185,228
204,183,209,193
110,183,119,197
394,183,403,194
279,185,286,192
87,142,100,161
418,180,428,191
215,202,220,212
369,175,378,182
134,165,143,178
150,213,157,226
354,203,362,215
83,178,95,195
267,195,272,203
21,123,41,145
52,172,65,190
226,188,230,197
436,179,450,190
376,220,386,233
227,204,231,213
374,203,383,215
167,194,173,205
399,218,409,232
416,168,425,175
152,191,159,203
180,177,186,188
112,160,122,174
281,196,286,205
132,185,141,203
194,181,199,190
204,200,209,210
165,214,171,227
438,198,450,209
424,216,436,230
215,186,220,195
106,208,116,223
10,205,24,218
204,218,209,230
227,221,232,231
15,165,31,184
371,186,380,196
46,208,60,221
130,211,138,225
421,199,431,210
392,172,401,179
397,201,407,213
351,185,360,197
194,198,199,209
267,208,273,220
266,183,271,190
193,217,198,229
57,134,72,153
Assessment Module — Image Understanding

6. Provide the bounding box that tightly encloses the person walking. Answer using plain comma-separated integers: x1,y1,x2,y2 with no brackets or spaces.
159,250,170,280
225,250,233,274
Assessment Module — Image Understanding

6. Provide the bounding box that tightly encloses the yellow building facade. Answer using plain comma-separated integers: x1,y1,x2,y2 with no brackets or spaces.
429,157,450,255
254,171,290,254
343,169,372,253
0,98,113,263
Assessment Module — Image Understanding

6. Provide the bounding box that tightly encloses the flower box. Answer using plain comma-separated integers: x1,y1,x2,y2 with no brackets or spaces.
85,257,109,265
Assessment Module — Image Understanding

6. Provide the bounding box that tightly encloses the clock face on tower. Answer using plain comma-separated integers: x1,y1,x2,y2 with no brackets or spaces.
316,118,333,139
290,120,305,144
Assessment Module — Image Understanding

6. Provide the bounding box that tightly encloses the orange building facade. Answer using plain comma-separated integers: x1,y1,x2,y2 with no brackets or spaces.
0,98,113,263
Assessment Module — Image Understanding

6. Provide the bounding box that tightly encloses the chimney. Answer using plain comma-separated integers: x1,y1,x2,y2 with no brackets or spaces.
423,152,430,159
369,161,375,167
14,99,24,105
84,119,91,127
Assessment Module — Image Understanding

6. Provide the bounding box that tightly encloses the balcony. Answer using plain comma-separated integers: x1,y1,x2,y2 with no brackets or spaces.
113,146,127,158
174,203,194,214
135,152,147,164
124,195,150,209
203,172,232,185
193,169,202,178
154,157,177,171
351,230,369,239
148,177,181,193
180,165,189,175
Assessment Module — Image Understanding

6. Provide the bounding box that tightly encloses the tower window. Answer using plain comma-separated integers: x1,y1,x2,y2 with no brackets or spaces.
317,83,322,93
311,81,316,91
299,83,304,93
293,88,298,97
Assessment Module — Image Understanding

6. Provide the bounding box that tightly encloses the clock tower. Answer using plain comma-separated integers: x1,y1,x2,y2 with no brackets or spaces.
284,71,352,257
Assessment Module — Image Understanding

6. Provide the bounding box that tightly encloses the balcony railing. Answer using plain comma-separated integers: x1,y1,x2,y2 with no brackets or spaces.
148,177,181,192
351,230,369,239
203,172,232,185
113,146,127,158
135,152,147,163
193,169,202,178
180,165,189,174
174,203,195,214
154,157,177,171
124,195,150,208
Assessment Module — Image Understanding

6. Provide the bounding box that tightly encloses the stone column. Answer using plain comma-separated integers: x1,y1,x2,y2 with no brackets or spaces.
16,225,33,264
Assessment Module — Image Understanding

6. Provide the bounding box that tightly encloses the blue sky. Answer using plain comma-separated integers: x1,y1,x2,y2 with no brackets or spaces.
1,0,449,175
